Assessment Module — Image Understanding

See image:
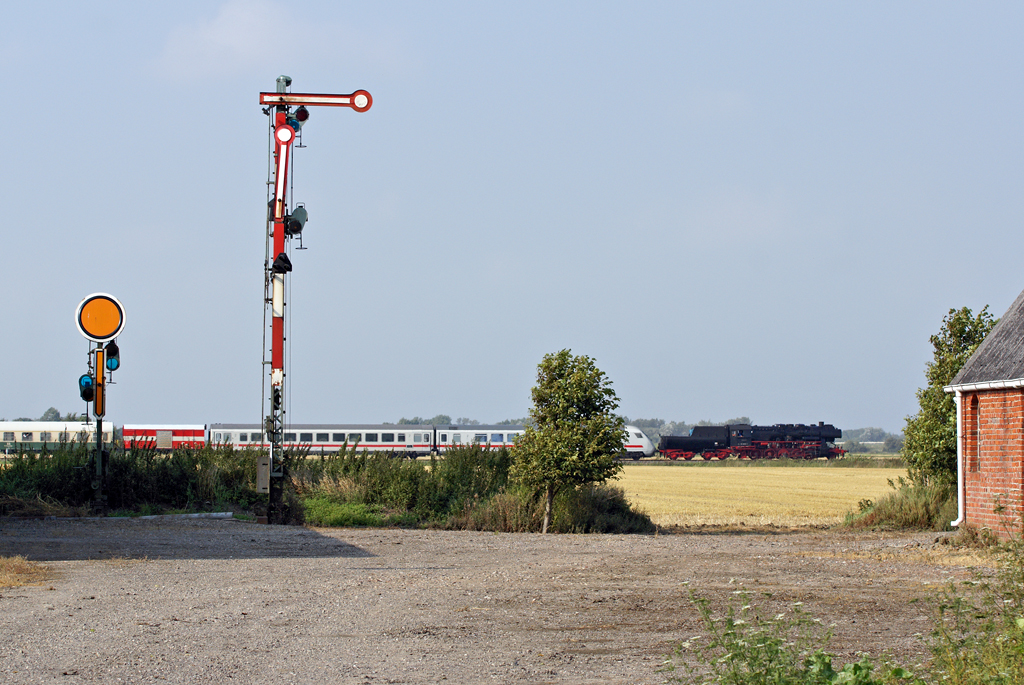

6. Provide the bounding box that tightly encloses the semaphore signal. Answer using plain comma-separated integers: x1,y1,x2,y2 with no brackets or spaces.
259,75,372,523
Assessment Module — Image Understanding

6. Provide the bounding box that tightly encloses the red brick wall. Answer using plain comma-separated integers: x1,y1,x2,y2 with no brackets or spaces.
961,389,1024,539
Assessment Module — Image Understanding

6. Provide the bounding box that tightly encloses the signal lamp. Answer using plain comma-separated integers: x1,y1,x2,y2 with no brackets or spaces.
271,387,283,411
294,106,309,122
272,253,293,273
284,207,307,236
79,374,95,402
104,340,120,371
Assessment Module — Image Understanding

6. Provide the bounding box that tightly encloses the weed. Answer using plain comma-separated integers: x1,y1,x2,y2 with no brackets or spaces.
0,555,52,588
923,524,1024,684
665,591,914,684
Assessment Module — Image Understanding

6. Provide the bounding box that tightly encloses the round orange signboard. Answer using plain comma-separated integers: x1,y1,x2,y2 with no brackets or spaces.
75,293,125,342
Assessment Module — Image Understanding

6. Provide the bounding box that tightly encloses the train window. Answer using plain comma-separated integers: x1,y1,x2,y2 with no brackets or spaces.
397,433,406,442
439,433,448,443
413,433,423,442
284,433,296,442
474,434,487,443
348,433,362,442
238,433,248,442
40,432,52,442
381,433,395,442
78,431,88,442
491,433,503,443
634,432,643,439
299,433,313,442
214,432,222,441
452,434,461,444
60,432,70,441
3,432,13,441
333,433,345,442
365,433,378,442
316,433,329,442
22,432,33,441
251,432,262,442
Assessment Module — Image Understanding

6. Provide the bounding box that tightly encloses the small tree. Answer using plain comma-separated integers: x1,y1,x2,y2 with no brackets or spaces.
510,349,625,533
39,407,61,421
903,306,995,485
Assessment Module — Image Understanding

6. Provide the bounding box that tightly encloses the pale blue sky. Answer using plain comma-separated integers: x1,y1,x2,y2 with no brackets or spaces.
4,1,1023,432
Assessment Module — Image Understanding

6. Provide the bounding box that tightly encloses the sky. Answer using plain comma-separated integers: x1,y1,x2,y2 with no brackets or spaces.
4,1,1024,433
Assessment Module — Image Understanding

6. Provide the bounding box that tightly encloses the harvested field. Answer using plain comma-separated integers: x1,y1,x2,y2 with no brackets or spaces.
617,464,907,527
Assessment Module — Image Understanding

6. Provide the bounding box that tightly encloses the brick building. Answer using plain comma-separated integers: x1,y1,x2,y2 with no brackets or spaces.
944,290,1024,540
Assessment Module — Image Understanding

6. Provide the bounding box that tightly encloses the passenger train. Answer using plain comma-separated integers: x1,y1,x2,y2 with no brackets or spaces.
125,423,659,460
0,420,656,459
1,421,112,453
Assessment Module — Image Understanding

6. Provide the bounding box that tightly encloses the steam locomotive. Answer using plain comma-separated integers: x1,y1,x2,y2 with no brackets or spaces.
658,422,845,461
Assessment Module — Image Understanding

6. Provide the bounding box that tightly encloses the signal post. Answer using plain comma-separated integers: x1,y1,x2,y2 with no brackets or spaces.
259,76,371,523
75,293,125,514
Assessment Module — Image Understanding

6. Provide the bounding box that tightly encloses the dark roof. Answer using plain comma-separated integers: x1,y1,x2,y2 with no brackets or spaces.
949,288,1024,386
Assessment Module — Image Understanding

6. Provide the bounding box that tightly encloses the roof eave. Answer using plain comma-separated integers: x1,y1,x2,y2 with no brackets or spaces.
943,377,1024,393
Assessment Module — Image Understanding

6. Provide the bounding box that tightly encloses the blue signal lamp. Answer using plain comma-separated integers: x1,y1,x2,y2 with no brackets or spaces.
287,106,310,132
105,340,120,371
79,374,95,402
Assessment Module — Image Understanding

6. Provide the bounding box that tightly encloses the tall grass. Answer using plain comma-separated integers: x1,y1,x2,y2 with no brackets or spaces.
0,442,262,515
844,478,957,531
292,444,653,532
1,442,654,532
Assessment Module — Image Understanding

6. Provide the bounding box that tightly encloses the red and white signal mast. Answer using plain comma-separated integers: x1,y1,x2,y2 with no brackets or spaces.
259,76,371,521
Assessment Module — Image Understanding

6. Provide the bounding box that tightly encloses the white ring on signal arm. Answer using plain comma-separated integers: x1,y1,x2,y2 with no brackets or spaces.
354,94,368,108
276,126,293,142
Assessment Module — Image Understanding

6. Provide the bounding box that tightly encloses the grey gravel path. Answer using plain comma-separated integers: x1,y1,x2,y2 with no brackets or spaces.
0,519,968,684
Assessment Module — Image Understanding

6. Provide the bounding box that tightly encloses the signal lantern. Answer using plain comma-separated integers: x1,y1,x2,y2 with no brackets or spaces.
104,340,120,372
79,374,95,402
284,207,307,236
287,106,310,131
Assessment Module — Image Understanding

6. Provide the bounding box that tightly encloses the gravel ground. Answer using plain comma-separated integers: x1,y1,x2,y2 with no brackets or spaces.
0,518,979,684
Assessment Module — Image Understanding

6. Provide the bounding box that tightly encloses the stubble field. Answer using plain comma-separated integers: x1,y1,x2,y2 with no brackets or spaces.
617,463,907,528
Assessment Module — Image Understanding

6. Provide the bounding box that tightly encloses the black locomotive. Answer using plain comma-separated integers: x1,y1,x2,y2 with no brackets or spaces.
658,422,845,460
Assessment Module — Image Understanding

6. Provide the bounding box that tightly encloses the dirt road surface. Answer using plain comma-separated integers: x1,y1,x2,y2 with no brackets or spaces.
0,518,977,684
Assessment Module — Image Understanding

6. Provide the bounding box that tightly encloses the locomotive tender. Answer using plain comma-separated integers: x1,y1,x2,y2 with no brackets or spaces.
658,422,845,460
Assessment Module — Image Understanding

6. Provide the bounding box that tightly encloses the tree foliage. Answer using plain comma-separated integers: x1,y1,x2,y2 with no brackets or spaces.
903,306,995,485
510,350,624,533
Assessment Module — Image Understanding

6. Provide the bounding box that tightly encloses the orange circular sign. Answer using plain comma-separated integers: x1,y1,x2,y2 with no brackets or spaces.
76,293,125,342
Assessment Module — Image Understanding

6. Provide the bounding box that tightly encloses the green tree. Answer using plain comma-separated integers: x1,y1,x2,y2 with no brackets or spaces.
39,407,61,421
882,434,904,453
510,350,625,533
903,306,995,485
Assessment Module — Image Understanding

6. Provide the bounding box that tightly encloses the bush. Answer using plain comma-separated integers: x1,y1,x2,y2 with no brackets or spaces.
450,483,655,534
844,478,956,531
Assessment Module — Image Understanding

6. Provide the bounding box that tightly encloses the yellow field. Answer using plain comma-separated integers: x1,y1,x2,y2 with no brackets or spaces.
617,464,906,527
